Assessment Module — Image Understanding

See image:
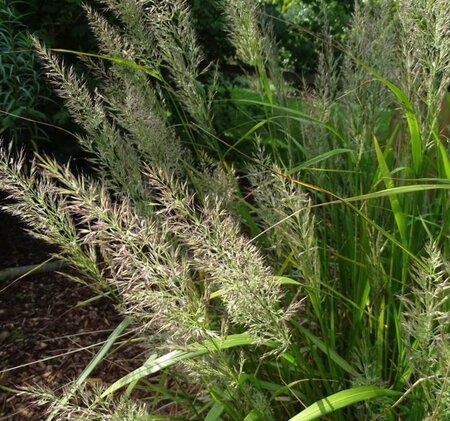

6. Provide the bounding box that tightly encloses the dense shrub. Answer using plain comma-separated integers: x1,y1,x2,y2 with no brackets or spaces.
0,0,95,156
0,3,48,146
15,0,95,51
271,0,353,74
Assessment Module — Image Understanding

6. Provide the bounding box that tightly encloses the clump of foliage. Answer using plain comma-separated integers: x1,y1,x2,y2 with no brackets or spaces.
0,0,89,157
0,2,49,147
14,0,95,51
268,0,353,74
1,0,450,420
189,0,235,64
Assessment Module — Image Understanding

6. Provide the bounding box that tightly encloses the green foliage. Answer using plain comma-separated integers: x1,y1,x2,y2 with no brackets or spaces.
0,0,90,156
0,2,49,146
15,0,95,50
189,0,235,63
266,0,353,73
190,0,353,74
1,0,97,156
1,0,450,420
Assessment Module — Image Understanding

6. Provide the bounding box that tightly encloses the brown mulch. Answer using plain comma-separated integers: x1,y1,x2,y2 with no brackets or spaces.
0,212,145,420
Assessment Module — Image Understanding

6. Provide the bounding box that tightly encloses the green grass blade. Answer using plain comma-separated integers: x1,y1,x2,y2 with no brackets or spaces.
232,98,346,146
75,291,113,307
124,353,158,398
437,136,450,179
373,135,407,243
295,324,358,376
224,118,271,157
67,317,131,390
101,334,273,398
284,174,448,267
51,49,164,82
288,386,401,421
243,409,264,421
0,385,22,394
47,317,131,421
349,55,423,175
324,183,450,204
205,401,225,421
287,149,355,174
272,275,302,286
271,380,307,401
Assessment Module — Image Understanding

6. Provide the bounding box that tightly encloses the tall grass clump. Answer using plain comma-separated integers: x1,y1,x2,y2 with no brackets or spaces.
1,0,450,419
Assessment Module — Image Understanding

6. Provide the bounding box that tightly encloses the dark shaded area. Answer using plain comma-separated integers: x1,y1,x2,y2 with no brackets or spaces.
1,0,92,158
189,0,235,64
15,0,96,52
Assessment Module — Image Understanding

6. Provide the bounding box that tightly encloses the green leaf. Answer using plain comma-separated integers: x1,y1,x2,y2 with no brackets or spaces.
47,317,132,421
51,49,164,82
328,183,450,204
349,55,423,175
287,174,449,267
289,385,401,421
224,119,270,157
243,409,264,421
437,135,450,179
205,401,225,421
101,334,273,398
287,149,355,174
373,135,407,243
295,324,358,376
272,275,302,286
124,353,158,398
231,98,346,146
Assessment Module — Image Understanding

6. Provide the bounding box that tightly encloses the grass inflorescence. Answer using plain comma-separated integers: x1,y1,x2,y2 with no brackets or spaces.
1,0,450,419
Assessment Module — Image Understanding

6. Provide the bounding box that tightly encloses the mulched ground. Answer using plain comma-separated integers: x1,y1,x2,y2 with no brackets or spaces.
0,212,144,420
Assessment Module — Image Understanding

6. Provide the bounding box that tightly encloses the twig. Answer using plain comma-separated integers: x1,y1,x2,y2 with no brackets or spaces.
0,260,67,282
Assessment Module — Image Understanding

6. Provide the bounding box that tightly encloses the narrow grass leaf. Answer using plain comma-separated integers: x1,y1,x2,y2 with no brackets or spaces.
224,119,270,157
124,353,158,398
48,317,131,421
205,401,225,421
51,49,164,82
279,175,427,266
295,324,358,376
101,334,271,397
243,409,264,421
373,135,407,243
437,135,450,179
324,183,450,204
349,55,422,174
232,99,346,146
75,291,113,307
288,385,401,421
272,276,302,286
287,149,355,174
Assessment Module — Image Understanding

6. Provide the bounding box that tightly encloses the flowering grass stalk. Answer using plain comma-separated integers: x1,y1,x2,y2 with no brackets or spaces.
1,0,450,419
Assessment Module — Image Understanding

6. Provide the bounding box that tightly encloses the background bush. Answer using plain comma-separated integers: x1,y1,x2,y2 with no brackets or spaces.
0,0,96,156
0,2,48,147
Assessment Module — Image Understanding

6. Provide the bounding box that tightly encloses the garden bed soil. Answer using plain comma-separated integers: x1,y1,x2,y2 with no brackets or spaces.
0,212,142,420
